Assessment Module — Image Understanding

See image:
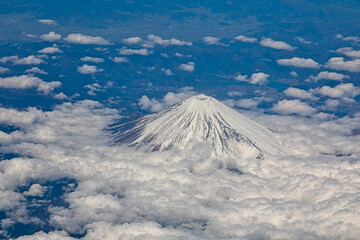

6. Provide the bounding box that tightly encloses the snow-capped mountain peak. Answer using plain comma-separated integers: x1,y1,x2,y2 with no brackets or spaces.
113,94,288,158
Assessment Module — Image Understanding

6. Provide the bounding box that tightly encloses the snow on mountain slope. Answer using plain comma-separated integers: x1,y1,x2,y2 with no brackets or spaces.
113,94,289,158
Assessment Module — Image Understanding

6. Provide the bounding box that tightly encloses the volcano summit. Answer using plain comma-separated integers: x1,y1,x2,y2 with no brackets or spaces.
113,94,288,158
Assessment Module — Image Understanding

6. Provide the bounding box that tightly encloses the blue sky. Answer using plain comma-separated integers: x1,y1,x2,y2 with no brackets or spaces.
1,1,360,239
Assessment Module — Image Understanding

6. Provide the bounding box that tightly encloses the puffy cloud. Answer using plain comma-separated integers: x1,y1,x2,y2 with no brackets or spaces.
37,19,57,25
234,35,257,43
203,36,220,45
161,68,174,76
179,62,195,72
277,57,320,68
326,57,360,72
271,99,317,116
283,87,317,100
77,64,103,74
235,72,269,85
84,82,111,96
313,83,360,98
1,96,360,239
0,56,19,64
144,34,192,47
40,32,61,42
13,55,45,65
24,67,47,75
122,37,143,45
111,57,128,63
307,71,349,82
138,95,165,112
260,37,296,51
23,184,46,197
64,33,111,45
0,66,10,74
175,52,183,57
335,47,360,58
80,57,104,63
290,71,298,77
38,45,62,54
0,75,61,94
118,47,152,56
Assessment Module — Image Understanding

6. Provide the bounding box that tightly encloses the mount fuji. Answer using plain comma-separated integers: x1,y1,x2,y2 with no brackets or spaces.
113,94,289,159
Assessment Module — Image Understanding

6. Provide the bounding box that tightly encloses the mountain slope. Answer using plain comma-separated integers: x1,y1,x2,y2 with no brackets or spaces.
113,94,289,158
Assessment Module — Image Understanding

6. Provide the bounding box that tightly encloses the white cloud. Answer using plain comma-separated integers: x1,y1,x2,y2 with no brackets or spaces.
284,87,317,100
277,57,320,68
64,33,111,45
175,52,183,57
23,184,46,197
118,47,152,56
307,71,349,82
38,45,62,54
24,67,47,75
290,71,298,77
40,32,61,42
234,98,259,109
37,19,57,25
313,83,360,99
179,62,195,72
203,36,220,45
80,57,104,63
295,36,312,44
0,56,19,64
77,64,103,74
335,34,360,44
271,99,317,116
144,34,192,48
161,68,174,76
53,92,69,100
335,47,360,58
234,35,257,43
1,96,360,239
235,72,269,85
260,37,296,51
13,55,45,65
0,75,61,94
138,95,165,112
111,57,128,63
0,66,10,74
84,83,104,96
122,37,143,45
326,57,360,72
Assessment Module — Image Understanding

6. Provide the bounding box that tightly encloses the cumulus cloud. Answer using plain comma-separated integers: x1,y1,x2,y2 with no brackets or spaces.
24,67,47,75
23,184,46,197
64,33,111,45
234,35,257,43
122,37,143,45
179,62,195,72
38,45,62,54
335,34,360,44
235,72,269,85
260,37,296,51
143,34,192,48
1,95,360,239
138,95,165,112
111,57,128,63
224,98,260,109
277,57,320,68
0,56,19,64
118,47,152,56
203,36,220,45
283,87,317,100
37,19,57,25
80,56,104,63
312,83,360,99
0,75,61,94
77,64,103,74
306,71,349,82
335,47,360,58
271,99,317,116
40,32,61,42
161,68,174,76
13,56,45,65
0,66,10,74
290,71,298,77
326,57,360,72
